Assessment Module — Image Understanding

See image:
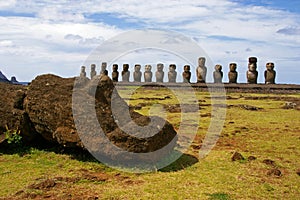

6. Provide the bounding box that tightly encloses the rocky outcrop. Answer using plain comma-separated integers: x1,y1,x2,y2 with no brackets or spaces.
0,71,10,83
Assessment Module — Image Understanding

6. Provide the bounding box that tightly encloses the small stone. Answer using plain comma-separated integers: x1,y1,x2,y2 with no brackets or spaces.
267,169,282,177
231,152,245,161
296,169,300,176
263,159,276,167
248,156,257,161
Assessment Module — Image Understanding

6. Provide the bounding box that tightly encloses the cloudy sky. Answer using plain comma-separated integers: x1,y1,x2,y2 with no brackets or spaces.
0,0,299,83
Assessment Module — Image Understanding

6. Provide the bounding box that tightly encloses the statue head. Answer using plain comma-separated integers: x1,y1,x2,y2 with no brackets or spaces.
81,66,86,72
113,64,118,71
266,62,274,71
215,64,222,71
229,63,237,72
198,57,206,67
184,65,190,72
135,64,141,72
157,63,164,71
249,57,257,64
145,65,152,72
249,63,256,72
91,64,96,70
169,64,176,72
101,62,107,68
123,64,129,71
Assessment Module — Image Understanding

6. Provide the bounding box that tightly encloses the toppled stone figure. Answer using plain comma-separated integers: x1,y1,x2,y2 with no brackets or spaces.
182,65,191,83
247,57,258,84
90,64,97,79
100,62,107,75
228,63,238,83
264,62,276,84
144,65,153,82
213,64,223,83
122,64,130,82
112,64,119,82
168,64,177,83
133,64,142,82
155,63,164,83
80,66,86,78
196,57,207,83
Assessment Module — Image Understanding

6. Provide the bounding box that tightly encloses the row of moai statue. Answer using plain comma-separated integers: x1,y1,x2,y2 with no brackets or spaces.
79,57,276,84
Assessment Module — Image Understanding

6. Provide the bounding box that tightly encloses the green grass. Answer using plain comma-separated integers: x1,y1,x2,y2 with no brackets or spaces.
0,88,299,199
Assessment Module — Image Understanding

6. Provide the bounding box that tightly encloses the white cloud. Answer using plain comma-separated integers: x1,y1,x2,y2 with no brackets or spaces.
0,0,299,83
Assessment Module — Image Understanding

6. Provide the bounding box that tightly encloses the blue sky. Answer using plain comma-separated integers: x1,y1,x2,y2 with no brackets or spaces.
0,0,299,83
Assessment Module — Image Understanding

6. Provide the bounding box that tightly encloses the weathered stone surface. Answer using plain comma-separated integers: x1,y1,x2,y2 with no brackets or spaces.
24,74,81,147
213,64,223,83
133,64,142,82
228,63,238,83
0,82,37,143
196,57,207,83
23,74,177,160
182,65,191,83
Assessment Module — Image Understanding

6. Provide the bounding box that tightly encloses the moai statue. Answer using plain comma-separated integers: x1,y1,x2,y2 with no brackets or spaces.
122,64,130,82
134,64,142,82
196,57,207,83
182,65,191,83
228,63,238,83
144,65,153,82
112,64,119,82
264,62,276,84
213,64,223,83
168,64,177,83
90,64,97,79
155,63,164,83
247,57,258,84
100,62,107,75
80,66,86,78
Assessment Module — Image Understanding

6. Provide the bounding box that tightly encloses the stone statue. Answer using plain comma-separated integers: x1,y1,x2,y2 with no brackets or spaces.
196,57,207,83
100,62,107,75
133,64,142,82
122,64,130,82
264,62,276,84
213,64,223,83
247,57,258,84
228,63,238,83
182,65,191,83
144,65,153,82
90,64,97,79
168,64,177,83
155,63,164,83
112,64,119,82
80,66,86,78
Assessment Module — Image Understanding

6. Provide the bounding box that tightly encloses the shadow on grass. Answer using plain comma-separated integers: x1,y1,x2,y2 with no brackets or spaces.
159,153,199,172
0,142,198,172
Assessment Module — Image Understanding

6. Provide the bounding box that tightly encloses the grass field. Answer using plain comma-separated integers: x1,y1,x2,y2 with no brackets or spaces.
0,86,299,199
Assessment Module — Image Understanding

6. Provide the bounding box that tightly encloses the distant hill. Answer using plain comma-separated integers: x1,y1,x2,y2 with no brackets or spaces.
0,71,10,83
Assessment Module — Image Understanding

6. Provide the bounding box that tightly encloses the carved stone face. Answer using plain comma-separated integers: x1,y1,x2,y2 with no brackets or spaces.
81,66,85,72
169,64,176,72
157,64,164,71
184,65,190,72
229,63,237,72
266,62,274,70
91,64,96,70
215,64,222,71
135,65,141,72
249,63,256,72
101,62,107,68
145,65,152,72
123,64,129,71
113,64,118,71
198,57,206,67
